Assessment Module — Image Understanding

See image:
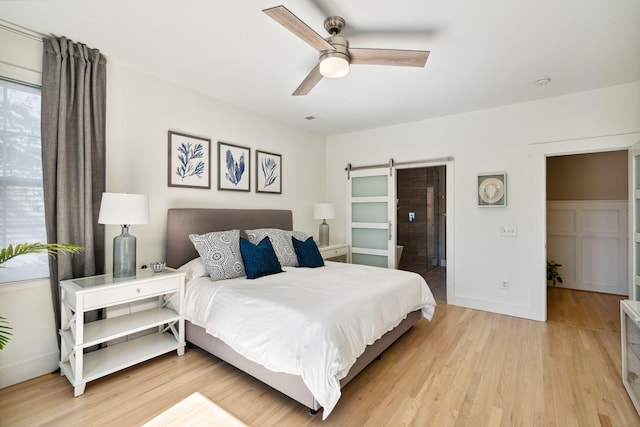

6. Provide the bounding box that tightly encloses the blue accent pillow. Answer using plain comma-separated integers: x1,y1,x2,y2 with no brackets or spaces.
292,236,325,268
239,236,283,279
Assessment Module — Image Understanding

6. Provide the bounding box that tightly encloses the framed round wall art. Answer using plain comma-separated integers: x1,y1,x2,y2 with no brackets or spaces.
478,172,506,207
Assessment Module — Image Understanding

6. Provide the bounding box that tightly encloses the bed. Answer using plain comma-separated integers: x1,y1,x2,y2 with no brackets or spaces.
165,208,436,418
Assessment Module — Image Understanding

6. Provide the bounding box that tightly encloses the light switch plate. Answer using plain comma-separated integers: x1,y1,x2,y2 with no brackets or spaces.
501,226,517,236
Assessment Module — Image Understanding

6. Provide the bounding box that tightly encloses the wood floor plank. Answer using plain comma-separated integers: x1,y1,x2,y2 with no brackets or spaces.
1,288,638,426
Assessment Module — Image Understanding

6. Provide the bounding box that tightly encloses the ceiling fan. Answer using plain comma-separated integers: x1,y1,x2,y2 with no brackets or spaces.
263,5,430,96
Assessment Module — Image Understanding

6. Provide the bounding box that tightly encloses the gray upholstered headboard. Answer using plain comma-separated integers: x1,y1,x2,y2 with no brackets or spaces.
165,208,293,268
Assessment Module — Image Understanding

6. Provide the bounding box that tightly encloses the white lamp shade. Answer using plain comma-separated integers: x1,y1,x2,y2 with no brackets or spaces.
313,203,336,220
98,193,149,225
319,56,349,78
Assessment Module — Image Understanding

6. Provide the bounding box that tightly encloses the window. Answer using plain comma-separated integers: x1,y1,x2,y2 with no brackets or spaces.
0,77,48,283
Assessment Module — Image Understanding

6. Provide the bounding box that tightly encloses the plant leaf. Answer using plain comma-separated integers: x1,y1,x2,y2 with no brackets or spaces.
225,150,238,184
235,153,245,183
0,243,83,266
0,316,12,350
261,158,278,187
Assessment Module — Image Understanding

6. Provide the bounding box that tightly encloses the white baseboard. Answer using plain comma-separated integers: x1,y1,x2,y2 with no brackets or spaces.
453,295,539,321
0,351,58,389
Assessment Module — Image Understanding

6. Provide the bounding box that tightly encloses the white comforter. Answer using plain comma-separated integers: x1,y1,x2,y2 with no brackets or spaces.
183,261,436,418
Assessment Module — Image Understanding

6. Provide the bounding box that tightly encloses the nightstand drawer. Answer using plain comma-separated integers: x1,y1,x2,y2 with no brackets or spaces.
322,246,348,258
83,277,179,309
318,243,351,263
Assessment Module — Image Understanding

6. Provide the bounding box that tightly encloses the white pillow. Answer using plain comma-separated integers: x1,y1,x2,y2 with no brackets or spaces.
177,257,208,283
245,228,308,267
189,230,245,281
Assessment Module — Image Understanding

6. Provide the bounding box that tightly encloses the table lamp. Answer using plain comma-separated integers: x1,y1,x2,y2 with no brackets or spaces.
98,193,149,278
313,203,335,247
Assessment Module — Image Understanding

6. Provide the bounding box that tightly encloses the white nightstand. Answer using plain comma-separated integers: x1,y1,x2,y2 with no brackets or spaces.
318,242,351,263
59,268,185,396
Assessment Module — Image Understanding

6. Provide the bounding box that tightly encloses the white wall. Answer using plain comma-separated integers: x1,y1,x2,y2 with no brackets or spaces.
547,200,628,295
0,279,59,388
0,30,325,388
326,82,640,321
103,61,326,270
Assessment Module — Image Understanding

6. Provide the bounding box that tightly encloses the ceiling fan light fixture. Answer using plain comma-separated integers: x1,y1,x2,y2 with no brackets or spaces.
319,53,349,78
263,6,430,95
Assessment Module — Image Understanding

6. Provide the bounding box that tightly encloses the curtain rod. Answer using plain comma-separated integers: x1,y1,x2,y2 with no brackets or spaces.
0,19,44,42
345,156,454,172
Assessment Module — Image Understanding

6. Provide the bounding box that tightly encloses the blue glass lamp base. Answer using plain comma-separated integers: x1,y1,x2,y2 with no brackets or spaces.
113,225,136,278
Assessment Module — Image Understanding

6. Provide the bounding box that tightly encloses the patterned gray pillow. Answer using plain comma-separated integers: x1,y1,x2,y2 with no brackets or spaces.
245,228,308,267
189,230,245,281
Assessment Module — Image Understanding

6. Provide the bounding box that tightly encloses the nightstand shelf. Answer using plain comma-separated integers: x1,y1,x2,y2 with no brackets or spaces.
60,332,180,385
60,307,180,349
59,269,185,396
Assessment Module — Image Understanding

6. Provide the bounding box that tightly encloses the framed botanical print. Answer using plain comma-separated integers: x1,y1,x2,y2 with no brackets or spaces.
478,172,506,207
256,150,282,194
168,131,211,189
218,141,250,191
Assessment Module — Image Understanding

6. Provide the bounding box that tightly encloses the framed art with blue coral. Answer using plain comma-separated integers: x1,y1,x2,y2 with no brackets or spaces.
256,150,282,194
168,131,211,189
218,141,250,191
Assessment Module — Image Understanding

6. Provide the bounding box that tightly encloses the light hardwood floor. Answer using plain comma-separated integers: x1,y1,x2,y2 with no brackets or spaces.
1,287,638,426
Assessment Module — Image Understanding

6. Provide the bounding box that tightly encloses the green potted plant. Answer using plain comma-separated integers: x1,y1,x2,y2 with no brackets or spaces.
547,260,563,287
0,242,83,350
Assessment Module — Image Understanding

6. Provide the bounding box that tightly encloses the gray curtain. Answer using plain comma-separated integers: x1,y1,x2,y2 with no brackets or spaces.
41,37,107,335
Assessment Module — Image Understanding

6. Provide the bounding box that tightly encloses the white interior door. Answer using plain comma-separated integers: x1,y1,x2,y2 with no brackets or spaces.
347,167,397,268
630,143,640,300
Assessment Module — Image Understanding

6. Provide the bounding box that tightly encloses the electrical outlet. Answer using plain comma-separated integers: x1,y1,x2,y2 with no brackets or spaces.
409,212,415,222
501,280,509,290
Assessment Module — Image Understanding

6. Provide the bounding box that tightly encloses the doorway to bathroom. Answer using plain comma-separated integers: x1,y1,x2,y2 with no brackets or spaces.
397,166,447,302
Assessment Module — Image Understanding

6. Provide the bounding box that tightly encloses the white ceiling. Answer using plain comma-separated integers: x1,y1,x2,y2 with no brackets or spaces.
2,0,639,136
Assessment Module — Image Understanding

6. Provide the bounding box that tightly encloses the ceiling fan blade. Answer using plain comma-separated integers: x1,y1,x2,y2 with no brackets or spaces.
263,5,334,52
292,64,323,96
349,48,430,67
